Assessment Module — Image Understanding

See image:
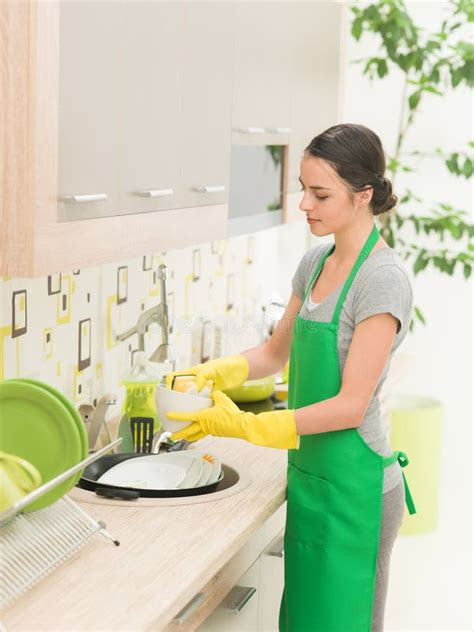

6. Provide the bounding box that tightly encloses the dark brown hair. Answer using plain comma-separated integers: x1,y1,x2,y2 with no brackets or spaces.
304,123,398,215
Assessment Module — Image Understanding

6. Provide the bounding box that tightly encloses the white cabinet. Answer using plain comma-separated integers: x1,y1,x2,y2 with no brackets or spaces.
230,3,293,148
258,531,285,631
118,2,184,216
57,1,123,222
197,558,261,632
3,1,344,275
58,1,233,222
177,3,234,210
187,503,286,632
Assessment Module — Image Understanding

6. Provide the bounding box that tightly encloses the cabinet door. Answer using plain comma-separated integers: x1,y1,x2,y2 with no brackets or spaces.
118,2,183,216
197,558,260,632
258,531,285,631
57,1,123,222
231,2,293,146
176,2,234,209
287,1,344,193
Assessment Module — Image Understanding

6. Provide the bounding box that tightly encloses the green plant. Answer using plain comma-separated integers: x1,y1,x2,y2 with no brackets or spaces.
350,0,474,331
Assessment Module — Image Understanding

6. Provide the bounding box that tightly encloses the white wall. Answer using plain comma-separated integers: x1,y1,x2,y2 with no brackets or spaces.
342,1,472,629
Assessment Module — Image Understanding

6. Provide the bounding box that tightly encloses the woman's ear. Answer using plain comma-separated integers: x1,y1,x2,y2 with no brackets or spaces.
355,186,373,208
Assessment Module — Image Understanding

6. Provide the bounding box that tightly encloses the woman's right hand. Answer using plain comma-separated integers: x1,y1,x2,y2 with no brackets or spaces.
165,354,249,392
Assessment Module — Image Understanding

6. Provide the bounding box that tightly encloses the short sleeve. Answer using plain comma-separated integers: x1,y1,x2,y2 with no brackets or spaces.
291,246,327,300
353,265,413,334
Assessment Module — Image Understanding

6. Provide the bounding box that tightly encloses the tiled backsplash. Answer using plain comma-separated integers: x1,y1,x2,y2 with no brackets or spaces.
0,222,309,408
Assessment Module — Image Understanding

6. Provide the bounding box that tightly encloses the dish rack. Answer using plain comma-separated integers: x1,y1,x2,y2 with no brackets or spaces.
0,439,122,611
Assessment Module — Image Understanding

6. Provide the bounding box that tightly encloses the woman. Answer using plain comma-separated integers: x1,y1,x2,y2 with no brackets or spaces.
166,123,416,632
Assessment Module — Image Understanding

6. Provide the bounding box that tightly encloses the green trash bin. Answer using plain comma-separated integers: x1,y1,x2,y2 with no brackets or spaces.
390,394,443,535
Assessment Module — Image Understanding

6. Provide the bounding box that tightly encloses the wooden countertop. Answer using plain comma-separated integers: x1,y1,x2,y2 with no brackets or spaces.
2,437,287,631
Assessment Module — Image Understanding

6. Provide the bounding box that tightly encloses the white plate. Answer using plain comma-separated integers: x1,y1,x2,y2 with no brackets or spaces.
176,452,222,487
98,454,195,490
194,459,212,487
176,457,203,489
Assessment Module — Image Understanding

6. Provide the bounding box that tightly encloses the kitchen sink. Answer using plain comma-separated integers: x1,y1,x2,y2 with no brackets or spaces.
69,459,251,506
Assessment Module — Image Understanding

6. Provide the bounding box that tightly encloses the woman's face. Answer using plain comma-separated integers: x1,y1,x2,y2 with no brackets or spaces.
298,155,364,236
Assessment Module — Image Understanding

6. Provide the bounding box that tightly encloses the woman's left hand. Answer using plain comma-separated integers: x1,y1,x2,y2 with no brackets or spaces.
168,391,299,449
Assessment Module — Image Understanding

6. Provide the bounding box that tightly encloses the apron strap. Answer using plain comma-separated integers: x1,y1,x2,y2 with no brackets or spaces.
383,450,417,515
301,244,335,306
331,223,380,325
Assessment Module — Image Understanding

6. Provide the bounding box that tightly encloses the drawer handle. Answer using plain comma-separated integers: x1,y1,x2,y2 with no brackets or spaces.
173,592,206,624
194,185,226,194
238,127,265,134
135,188,174,198
269,127,292,134
220,585,257,614
61,194,107,203
265,532,284,558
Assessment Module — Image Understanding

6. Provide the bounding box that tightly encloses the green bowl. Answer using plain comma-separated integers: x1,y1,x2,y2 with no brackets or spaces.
223,377,276,403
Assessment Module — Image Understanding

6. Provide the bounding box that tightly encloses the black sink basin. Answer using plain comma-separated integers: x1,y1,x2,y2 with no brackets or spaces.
77,453,240,499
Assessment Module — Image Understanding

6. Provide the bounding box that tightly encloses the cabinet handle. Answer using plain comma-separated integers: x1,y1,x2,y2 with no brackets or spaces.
269,127,292,134
265,532,284,557
135,189,174,198
194,185,226,194
220,585,257,614
60,194,107,203
173,592,206,624
238,127,265,134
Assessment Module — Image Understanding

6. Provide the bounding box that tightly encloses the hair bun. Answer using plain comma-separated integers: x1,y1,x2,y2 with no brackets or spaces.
373,176,398,215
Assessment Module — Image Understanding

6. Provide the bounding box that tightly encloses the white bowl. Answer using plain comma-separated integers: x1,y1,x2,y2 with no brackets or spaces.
155,385,213,432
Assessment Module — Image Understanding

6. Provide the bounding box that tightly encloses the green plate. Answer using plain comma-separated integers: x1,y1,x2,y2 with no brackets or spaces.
223,377,276,403
0,380,82,511
10,378,88,484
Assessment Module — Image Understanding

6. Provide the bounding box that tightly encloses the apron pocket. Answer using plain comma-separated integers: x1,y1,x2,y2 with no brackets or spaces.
285,462,329,549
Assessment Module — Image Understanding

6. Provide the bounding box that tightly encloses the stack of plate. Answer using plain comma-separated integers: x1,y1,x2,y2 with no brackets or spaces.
96,451,222,491
0,378,88,511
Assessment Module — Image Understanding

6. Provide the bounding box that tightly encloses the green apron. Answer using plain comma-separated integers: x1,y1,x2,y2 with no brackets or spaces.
279,223,416,632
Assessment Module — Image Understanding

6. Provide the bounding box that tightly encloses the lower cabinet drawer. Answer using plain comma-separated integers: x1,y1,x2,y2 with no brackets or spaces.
196,558,260,632
161,502,286,631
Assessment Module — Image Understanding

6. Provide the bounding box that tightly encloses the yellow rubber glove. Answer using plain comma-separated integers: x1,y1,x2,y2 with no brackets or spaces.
165,354,249,393
168,391,300,450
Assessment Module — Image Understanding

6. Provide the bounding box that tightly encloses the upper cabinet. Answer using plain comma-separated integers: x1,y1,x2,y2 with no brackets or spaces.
1,1,344,276
231,3,293,147
177,3,234,210
58,1,234,221
58,1,124,222
119,2,184,217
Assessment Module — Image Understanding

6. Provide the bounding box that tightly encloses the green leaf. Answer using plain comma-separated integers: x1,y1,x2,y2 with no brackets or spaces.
414,306,426,325
462,60,474,86
446,154,460,174
413,252,429,274
433,256,448,272
423,85,443,96
463,264,472,279
463,158,473,177
456,41,474,58
409,91,421,110
351,17,363,40
449,223,463,239
451,67,464,87
377,58,389,78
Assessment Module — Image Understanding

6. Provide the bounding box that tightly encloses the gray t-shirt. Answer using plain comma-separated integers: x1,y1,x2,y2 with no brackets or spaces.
291,244,414,493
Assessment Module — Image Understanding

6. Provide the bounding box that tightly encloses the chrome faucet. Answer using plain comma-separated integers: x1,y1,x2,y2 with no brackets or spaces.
116,264,179,373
